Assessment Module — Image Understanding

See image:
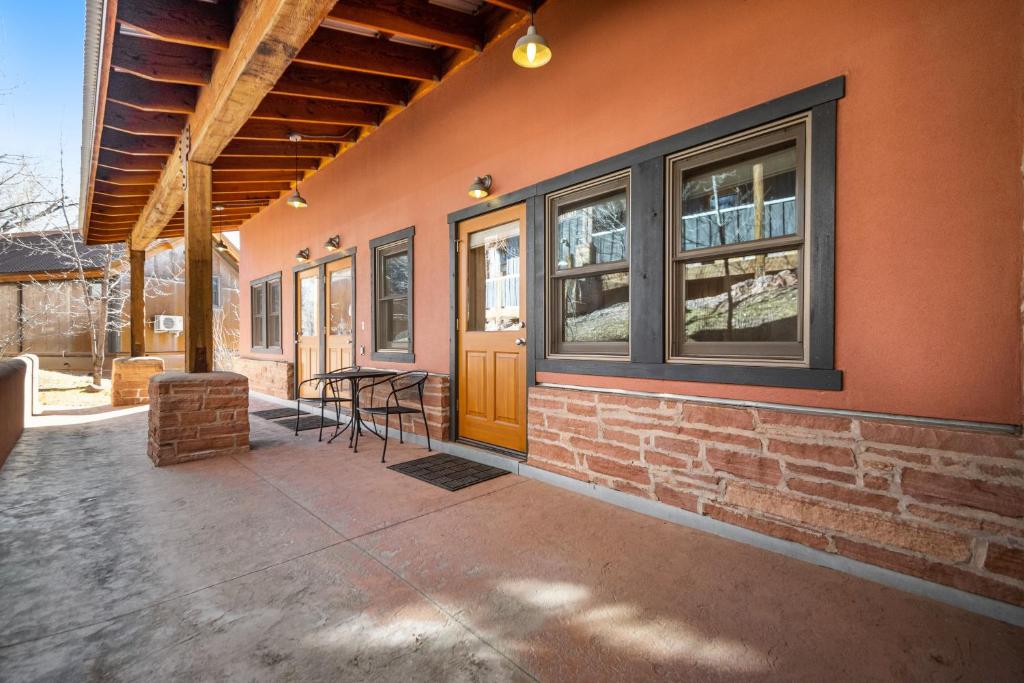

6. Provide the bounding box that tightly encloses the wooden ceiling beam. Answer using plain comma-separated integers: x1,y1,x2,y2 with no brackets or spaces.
98,149,167,172
117,0,233,50
213,181,292,193
252,94,382,126
92,206,143,217
235,119,360,142
95,168,163,185
130,0,337,248
297,28,440,81
482,0,531,11
94,180,155,197
210,169,297,182
93,196,150,208
328,0,483,51
213,156,320,171
111,33,212,85
104,102,186,137
273,64,409,106
211,191,282,202
107,72,197,114
100,129,177,156
220,139,337,157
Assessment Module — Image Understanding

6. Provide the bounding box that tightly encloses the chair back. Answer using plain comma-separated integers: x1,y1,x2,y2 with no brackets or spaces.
389,371,429,403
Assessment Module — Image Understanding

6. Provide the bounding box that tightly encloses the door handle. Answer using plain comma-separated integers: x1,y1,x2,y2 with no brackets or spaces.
514,338,527,346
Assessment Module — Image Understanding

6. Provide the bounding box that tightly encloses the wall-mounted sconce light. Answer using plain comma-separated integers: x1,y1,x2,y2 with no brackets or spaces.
468,175,492,199
295,248,310,262
287,133,309,209
324,234,341,251
512,6,551,69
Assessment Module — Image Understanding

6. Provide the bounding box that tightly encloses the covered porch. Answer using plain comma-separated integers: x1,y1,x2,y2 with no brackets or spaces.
1,404,1021,680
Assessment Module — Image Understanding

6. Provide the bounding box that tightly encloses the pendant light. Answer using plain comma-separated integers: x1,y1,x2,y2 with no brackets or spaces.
287,133,308,209
512,5,551,69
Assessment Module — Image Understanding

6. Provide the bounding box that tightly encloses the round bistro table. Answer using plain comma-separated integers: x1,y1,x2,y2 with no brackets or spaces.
314,368,397,450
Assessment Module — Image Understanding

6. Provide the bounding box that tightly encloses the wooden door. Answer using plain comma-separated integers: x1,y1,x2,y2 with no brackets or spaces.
325,256,354,371
296,266,321,399
457,204,528,452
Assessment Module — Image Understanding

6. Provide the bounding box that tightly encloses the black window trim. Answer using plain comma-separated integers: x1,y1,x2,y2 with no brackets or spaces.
370,226,415,363
448,76,844,391
250,271,282,354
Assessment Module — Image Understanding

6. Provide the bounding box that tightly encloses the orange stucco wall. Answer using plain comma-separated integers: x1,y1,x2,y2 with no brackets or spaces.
239,0,1024,425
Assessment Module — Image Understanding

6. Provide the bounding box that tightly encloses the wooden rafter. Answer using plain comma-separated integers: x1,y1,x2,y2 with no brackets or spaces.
296,28,440,81
111,33,212,85
328,0,483,51
107,72,197,113
95,168,163,185
235,120,360,142
220,139,337,157
100,129,177,156
273,65,409,106
212,156,320,171
252,94,382,126
104,102,186,137
118,0,233,50
97,149,166,171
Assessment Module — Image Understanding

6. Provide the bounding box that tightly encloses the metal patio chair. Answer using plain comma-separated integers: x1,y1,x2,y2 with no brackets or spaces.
294,365,359,442
353,371,431,462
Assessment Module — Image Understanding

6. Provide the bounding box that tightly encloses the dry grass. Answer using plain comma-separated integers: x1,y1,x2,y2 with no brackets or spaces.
38,370,112,409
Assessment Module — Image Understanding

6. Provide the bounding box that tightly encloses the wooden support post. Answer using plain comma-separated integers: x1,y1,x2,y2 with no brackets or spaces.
129,248,146,357
184,160,213,373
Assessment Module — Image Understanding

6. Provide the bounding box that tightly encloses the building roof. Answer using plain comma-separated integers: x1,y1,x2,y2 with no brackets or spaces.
0,233,121,275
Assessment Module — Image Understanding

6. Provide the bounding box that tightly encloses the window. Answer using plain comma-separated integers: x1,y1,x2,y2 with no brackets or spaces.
669,119,806,363
250,273,281,352
212,275,222,309
371,227,414,361
546,172,630,356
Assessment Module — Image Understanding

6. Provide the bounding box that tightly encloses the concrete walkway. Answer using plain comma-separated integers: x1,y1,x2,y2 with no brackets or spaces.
1,403,1022,681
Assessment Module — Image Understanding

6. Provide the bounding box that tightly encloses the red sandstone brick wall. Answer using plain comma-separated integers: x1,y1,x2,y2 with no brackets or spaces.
235,357,294,399
148,372,250,466
527,386,1024,606
111,357,164,406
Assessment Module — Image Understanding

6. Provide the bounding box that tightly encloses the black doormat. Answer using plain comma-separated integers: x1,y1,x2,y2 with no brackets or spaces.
251,408,298,420
387,453,510,492
271,414,340,432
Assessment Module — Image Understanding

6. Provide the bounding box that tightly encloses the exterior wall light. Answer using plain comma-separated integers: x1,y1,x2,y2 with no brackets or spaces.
512,10,551,69
324,235,341,251
295,248,310,262
468,175,492,199
288,132,308,209
287,189,308,209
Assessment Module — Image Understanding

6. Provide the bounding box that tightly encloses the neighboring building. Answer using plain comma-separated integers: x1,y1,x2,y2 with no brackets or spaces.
78,2,1024,611
0,233,239,371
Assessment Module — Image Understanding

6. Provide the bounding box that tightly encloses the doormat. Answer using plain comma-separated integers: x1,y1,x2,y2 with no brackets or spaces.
251,408,298,420
387,453,510,492
271,414,340,432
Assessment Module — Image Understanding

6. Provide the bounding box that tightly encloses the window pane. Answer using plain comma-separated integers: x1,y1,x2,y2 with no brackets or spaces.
467,223,520,331
267,281,281,348
556,189,627,271
329,267,353,335
380,297,409,350
251,285,265,347
680,144,797,251
683,249,800,343
382,247,409,296
561,272,629,344
299,275,317,337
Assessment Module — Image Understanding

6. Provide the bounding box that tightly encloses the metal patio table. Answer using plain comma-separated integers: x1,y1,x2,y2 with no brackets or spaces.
313,368,397,451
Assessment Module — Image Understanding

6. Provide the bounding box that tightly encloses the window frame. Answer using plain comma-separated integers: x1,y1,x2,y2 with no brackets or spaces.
545,171,631,358
370,226,415,363
249,271,282,354
212,274,222,310
667,117,809,364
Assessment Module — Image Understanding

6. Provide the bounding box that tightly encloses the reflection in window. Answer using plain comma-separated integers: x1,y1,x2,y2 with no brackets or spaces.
467,221,520,331
329,267,353,336
374,237,411,353
547,173,630,356
300,275,317,337
683,250,799,343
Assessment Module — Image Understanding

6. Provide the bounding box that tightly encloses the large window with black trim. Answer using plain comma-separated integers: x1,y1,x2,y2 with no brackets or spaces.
669,117,807,363
546,172,630,357
371,226,415,362
250,273,281,353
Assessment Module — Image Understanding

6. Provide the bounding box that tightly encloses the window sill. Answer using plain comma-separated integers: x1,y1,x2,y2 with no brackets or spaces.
536,357,842,390
371,351,415,364
250,346,283,355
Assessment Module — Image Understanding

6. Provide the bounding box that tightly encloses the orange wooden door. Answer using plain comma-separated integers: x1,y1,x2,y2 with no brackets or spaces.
457,204,528,452
296,266,321,399
325,256,354,371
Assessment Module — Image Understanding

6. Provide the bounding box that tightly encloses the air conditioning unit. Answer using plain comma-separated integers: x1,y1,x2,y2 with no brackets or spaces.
153,315,184,333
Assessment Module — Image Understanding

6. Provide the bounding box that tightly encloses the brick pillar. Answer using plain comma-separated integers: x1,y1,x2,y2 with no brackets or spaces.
148,371,249,467
111,356,165,406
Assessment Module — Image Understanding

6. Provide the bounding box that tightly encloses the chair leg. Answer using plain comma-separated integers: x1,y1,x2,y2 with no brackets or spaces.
398,412,404,444
419,401,432,452
294,400,301,436
381,412,390,463
318,399,325,442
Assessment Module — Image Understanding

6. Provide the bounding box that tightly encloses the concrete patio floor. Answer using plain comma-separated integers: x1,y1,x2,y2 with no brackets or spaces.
1,401,1022,682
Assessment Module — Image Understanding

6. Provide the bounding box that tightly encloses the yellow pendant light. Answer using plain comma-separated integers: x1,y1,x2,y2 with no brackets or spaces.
512,9,551,69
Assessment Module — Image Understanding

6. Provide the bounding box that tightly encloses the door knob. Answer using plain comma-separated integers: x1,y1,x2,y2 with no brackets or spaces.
514,338,527,346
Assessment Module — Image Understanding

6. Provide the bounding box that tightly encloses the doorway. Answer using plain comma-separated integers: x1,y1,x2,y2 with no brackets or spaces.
294,252,356,399
456,204,528,452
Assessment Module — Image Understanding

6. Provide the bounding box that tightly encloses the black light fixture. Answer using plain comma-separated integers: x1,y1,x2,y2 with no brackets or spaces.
295,247,310,262
468,175,492,199
214,239,229,252
512,3,551,68
287,133,308,209
324,234,341,251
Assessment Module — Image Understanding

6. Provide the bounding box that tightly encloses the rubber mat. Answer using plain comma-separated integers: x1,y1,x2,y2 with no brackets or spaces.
387,453,510,491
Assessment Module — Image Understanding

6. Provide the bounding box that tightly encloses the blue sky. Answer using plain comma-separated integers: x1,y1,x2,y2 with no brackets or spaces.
0,2,85,197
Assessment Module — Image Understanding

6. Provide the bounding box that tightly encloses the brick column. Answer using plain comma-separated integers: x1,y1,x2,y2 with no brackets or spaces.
111,356,165,406
148,372,249,466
